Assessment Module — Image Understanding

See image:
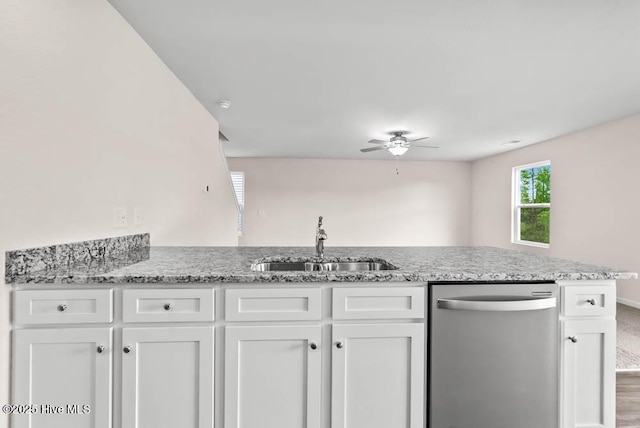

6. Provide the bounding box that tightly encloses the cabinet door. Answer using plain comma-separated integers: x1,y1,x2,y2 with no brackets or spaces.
224,325,321,428
12,328,112,428
121,327,214,428
332,323,424,428
562,319,616,428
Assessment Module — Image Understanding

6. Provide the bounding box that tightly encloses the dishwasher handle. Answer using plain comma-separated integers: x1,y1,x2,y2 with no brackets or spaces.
437,297,557,312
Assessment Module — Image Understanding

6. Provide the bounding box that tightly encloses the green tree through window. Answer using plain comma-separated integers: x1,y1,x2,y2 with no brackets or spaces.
514,162,551,245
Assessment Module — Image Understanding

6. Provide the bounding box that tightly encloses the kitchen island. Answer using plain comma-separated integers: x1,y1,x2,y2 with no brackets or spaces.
5,238,637,428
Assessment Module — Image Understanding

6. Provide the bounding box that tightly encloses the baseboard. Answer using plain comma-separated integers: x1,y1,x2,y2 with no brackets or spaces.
617,297,640,310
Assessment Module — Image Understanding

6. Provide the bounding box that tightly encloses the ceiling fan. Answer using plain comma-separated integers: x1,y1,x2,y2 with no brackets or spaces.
360,131,439,156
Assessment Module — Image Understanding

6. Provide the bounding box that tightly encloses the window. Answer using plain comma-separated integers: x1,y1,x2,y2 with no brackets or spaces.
512,161,550,247
230,171,244,235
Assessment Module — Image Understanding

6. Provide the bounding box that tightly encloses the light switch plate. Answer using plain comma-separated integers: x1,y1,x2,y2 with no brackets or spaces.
134,208,142,226
114,207,127,228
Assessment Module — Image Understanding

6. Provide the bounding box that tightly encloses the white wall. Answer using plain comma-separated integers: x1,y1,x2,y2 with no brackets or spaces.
471,113,640,303
228,158,472,247
0,0,239,423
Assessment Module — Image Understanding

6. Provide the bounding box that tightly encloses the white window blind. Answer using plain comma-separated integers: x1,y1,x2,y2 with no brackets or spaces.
230,172,244,235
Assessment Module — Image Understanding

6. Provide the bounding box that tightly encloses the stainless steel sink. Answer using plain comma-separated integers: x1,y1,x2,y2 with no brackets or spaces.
315,262,396,271
251,261,397,272
251,262,309,271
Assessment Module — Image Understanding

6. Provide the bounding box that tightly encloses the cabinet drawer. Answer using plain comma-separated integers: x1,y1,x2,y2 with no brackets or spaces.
562,285,615,317
332,287,425,320
122,289,215,323
225,288,322,321
14,289,113,325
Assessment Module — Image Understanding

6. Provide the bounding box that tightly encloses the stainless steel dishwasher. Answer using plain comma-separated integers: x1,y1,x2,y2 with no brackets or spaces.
429,283,559,428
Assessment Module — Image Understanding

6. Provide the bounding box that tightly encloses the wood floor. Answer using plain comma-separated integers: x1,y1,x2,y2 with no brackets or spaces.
618,371,640,427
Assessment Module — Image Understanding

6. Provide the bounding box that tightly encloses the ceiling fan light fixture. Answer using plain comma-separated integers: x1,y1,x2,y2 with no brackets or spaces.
361,131,435,156
388,146,409,156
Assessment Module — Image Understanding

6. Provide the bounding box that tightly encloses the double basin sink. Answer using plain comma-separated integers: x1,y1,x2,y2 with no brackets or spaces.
251,259,398,272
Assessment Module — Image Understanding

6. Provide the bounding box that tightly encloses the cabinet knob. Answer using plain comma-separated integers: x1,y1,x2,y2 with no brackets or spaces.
309,343,317,350
336,342,343,349
568,336,578,343
586,299,597,306
123,346,132,354
97,345,105,354
164,303,172,311
57,304,67,312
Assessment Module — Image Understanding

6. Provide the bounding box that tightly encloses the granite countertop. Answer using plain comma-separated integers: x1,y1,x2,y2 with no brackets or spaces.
6,246,638,284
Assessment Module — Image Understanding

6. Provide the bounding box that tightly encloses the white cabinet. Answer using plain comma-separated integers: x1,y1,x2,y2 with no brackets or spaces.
12,328,112,428
559,281,617,428
225,288,322,322
331,323,425,428
14,289,113,325
223,287,426,428
11,288,215,428
15,282,617,428
224,325,322,428
331,287,425,428
332,287,424,320
562,319,616,428
122,289,215,323
121,326,214,428
223,288,323,428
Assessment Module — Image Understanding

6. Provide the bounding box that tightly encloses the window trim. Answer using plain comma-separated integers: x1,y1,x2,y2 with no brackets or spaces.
511,160,551,248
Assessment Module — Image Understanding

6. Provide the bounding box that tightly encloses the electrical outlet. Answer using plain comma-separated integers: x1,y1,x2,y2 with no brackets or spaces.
114,207,127,228
134,208,142,226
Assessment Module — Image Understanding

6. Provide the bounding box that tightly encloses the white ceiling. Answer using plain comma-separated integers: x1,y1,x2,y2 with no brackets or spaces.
108,0,640,161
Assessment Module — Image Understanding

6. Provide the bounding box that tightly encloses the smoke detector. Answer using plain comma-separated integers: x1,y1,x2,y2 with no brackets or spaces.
216,99,231,109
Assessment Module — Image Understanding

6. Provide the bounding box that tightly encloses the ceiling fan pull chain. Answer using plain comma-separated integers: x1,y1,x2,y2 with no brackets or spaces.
396,156,400,175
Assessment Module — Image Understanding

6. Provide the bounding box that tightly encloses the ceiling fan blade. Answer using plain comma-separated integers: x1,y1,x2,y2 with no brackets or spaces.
410,145,440,149
360,146,387,153
367,139,388,144
407,136,429,143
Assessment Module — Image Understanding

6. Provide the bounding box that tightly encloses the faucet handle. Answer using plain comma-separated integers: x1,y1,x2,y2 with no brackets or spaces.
317,229,327,240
